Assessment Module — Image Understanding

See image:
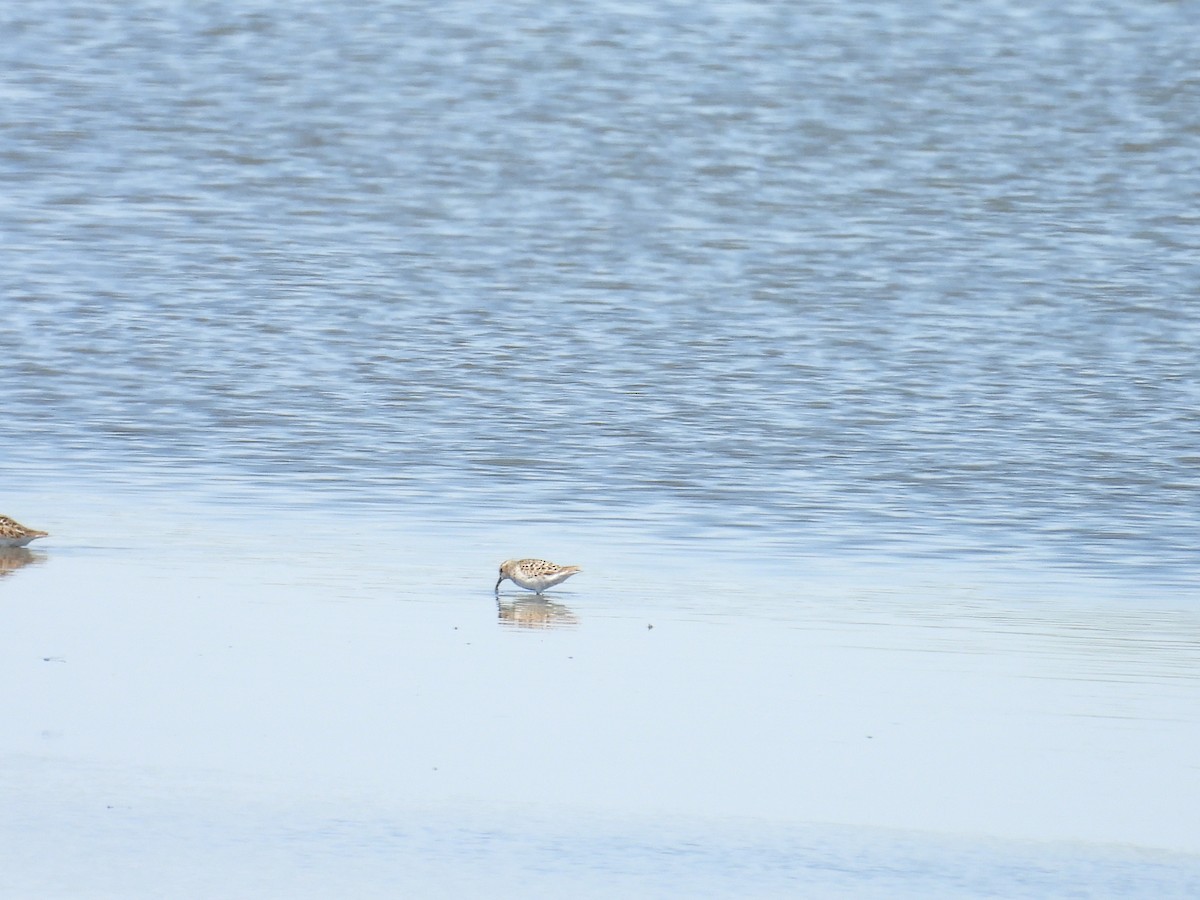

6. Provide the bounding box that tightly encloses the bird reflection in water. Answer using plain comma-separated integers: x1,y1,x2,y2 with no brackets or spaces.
0,548,44,580
497,596,579,630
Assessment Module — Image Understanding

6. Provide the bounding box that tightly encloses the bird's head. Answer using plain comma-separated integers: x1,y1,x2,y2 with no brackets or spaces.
495,559,517,591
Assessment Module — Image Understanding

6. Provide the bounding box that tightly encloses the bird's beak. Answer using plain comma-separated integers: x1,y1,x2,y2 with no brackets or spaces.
495,576,504,592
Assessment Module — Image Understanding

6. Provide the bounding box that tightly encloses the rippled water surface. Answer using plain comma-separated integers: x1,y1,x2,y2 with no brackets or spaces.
2,0,1199,894
5,0,1200,579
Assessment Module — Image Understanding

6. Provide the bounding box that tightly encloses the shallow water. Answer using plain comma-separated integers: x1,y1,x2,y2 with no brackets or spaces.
2,0,1199,894
2,496,1198,895
5,761,1200,899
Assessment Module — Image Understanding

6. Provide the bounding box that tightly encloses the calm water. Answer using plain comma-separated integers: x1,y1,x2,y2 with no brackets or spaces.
3,0,1200,894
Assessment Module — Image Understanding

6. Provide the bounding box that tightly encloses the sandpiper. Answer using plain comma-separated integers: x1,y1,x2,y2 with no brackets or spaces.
0,515,49,548
495,558,582,595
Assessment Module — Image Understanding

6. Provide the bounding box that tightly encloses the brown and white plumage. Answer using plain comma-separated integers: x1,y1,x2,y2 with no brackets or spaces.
0,515,49,548
495,558,582,595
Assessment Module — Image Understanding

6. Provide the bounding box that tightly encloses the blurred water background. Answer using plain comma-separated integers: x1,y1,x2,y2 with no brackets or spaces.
2,0,1199,895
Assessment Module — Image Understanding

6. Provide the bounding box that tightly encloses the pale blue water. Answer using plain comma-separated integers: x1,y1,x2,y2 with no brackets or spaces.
2,0,1199,894
4,0,1199,584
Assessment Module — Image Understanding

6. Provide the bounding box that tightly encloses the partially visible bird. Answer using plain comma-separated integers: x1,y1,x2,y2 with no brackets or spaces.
0,515,49,548
495,558,582,595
